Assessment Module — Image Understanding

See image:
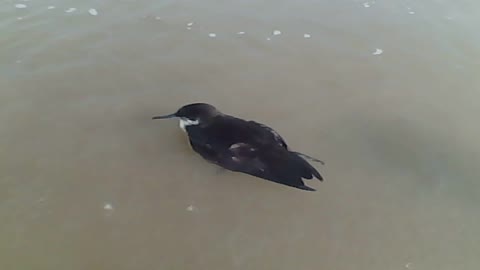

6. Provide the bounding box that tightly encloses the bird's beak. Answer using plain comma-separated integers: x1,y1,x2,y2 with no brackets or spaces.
152,113,176,120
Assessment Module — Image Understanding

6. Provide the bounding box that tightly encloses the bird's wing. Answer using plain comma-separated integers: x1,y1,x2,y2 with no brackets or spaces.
247,121,288,149
247,120,325,164
222,143,322,191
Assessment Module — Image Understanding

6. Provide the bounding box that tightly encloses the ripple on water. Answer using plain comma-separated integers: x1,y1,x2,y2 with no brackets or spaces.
372,48,383,55
88,8,98,16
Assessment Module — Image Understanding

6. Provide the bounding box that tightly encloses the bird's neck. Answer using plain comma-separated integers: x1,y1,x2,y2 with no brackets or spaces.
179,118,200,132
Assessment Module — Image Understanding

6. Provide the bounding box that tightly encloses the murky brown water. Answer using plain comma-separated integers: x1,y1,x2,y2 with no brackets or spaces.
1,0,480,269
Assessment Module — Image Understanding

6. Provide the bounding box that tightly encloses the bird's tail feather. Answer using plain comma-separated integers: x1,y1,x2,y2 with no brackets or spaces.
292,151,325,165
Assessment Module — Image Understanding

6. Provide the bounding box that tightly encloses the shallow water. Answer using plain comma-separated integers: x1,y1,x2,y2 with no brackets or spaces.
1,0,480,269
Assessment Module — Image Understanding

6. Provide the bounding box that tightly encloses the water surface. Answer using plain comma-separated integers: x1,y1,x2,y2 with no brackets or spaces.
1,0,479,269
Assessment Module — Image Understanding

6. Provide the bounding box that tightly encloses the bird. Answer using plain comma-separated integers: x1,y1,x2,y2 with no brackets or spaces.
152,103,324,191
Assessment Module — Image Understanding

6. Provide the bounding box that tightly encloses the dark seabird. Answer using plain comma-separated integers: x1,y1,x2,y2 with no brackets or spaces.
152,103,324,191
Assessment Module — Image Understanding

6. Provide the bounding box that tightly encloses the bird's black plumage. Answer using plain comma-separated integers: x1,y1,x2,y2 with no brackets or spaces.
153,103,324,191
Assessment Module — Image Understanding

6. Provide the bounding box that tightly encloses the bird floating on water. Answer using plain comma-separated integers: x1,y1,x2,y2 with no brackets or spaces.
152,103,324,191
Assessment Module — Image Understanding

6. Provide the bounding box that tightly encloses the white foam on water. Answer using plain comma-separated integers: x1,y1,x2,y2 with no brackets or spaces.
208,33,217,38
15,4,27,8
187,27,192,30
266,37,271,41
273,30,281,35
363,2,370,8
186,205,196,211
88,8,98,16
65,8,76,13
187,22,194,26
304,33,311,38
372,48,383,55
237,31,245,35
408,11,415,15
47,6,55,10
103,203,113,210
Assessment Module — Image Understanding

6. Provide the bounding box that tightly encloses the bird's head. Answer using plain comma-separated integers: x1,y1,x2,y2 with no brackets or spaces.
152,103,219,131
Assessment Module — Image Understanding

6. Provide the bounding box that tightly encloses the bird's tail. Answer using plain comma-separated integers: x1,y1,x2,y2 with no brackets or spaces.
292,151,325,165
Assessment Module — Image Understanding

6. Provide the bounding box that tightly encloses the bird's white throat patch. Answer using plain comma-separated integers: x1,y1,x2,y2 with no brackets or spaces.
179,118,199,131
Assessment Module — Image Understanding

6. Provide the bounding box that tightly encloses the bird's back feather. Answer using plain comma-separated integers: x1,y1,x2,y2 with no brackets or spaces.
185,115,323,191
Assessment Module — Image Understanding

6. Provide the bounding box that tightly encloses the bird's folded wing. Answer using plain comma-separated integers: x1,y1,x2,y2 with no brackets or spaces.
223,143,319,190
